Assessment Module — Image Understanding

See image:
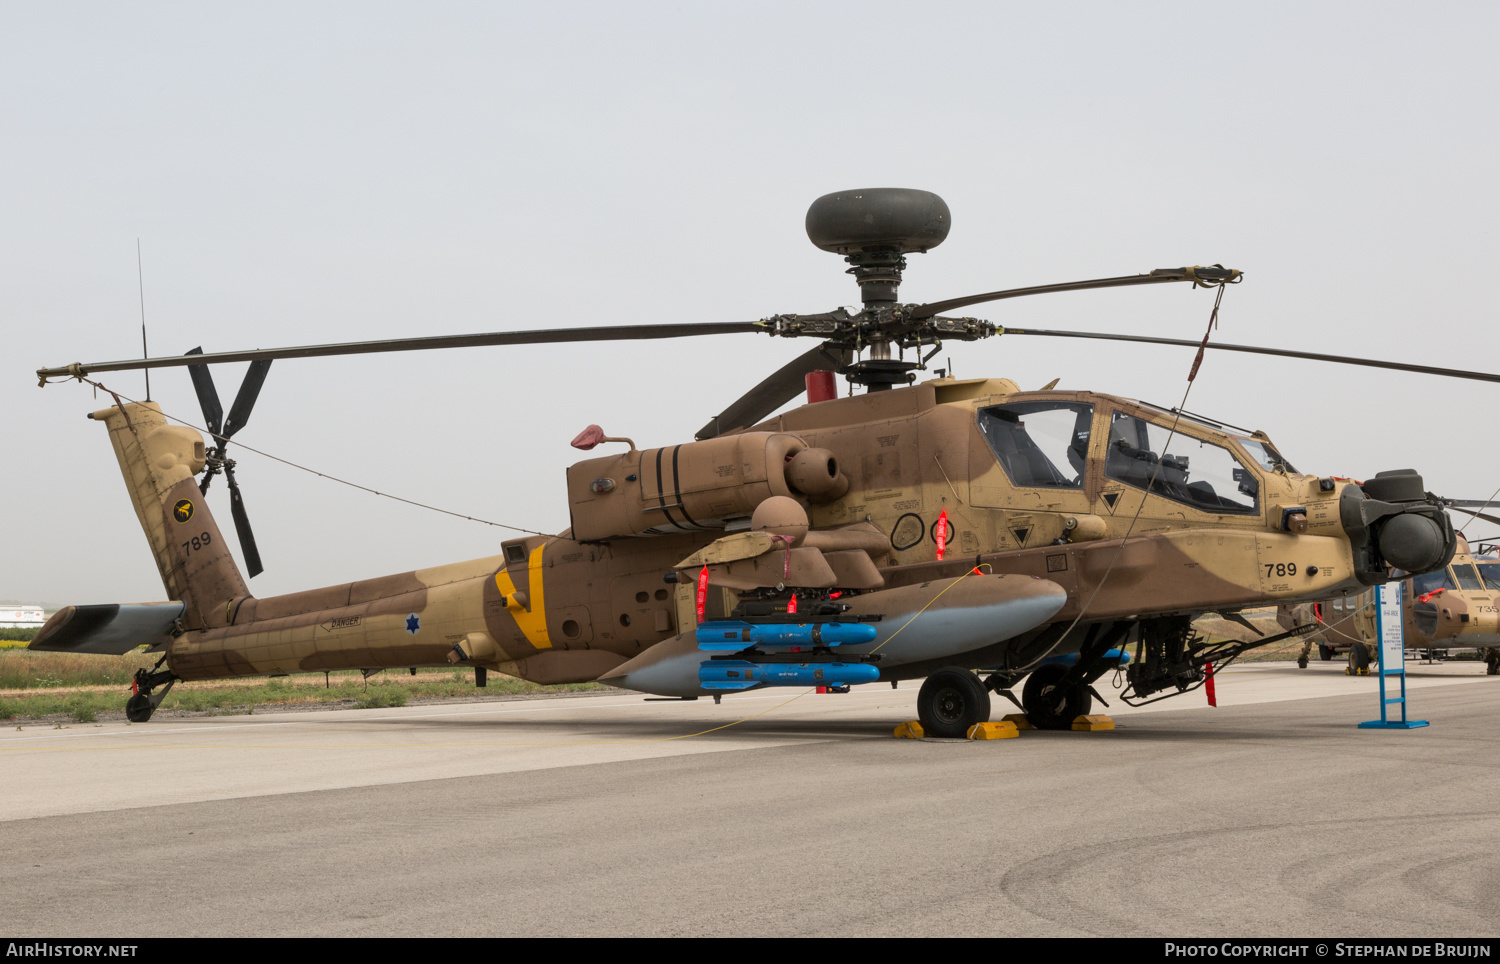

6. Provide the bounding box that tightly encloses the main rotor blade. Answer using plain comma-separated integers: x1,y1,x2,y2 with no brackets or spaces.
910,266,1240,320
221,360,272,441
997,327,1500,385
696,344,854,440
224,466,263,579
185,347,224,439
1444,501,1500,528
38,321,764,379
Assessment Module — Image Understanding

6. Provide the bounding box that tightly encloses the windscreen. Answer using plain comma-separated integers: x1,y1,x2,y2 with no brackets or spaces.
1413,569,1456,596
1237,438,1298,475
1453,564,1484,591
1105,413,1258,514
1478,561,1500,591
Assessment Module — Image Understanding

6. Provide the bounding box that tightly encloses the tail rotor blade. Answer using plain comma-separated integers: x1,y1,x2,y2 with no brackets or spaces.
185,347,224,439
222,360,272,441
224,466,264,578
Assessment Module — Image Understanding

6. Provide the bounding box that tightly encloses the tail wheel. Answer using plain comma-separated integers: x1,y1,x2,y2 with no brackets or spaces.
916,668,991,739
1021,663,1094,731
125,694,154,723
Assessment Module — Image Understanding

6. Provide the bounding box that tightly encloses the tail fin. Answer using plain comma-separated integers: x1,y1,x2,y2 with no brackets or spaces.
91,401,248,630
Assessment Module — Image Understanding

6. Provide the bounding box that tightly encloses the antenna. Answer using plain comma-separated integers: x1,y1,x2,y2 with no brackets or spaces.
137,239,150,401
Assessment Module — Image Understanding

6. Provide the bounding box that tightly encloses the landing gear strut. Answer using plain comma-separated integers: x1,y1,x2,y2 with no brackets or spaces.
125,658,178,723
1485,648,1500,677
1014,621,1130,729
916,667,990,738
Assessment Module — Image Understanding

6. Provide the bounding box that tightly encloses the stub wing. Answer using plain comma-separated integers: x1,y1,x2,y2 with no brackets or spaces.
29,602,185,655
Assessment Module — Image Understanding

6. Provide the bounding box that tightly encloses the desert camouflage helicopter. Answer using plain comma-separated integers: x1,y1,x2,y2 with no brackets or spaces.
32,189,1493,735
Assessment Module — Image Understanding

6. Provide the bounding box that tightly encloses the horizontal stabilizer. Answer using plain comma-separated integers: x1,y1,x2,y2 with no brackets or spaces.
28,602,184,655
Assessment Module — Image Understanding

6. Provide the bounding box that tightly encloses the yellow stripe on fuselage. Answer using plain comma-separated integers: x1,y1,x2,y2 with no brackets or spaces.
494,545,552,650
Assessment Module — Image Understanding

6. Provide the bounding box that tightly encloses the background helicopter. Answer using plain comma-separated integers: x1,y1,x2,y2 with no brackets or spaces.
30,188,1489,734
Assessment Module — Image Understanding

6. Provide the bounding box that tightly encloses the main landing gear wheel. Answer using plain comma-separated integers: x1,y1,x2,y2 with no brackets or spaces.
1347,643,1370,675
1021,663,1094,731
1319,644,1334,662
917,668,991,739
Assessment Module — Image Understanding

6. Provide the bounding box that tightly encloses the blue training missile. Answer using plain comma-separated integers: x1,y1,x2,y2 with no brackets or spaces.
695,620,878,651
698,659,881,690
600,573,1068,699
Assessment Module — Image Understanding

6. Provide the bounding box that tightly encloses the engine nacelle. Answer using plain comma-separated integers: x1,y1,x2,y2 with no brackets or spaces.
568,432,842,541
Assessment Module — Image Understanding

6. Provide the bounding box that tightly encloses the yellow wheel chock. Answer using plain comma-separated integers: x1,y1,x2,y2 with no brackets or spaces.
966,721,1020,740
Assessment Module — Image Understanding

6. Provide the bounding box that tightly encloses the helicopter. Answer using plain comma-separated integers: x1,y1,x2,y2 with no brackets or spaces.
29,188,1488,736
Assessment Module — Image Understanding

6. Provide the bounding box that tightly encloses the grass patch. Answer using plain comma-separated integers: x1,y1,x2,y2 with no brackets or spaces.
0,650,159,689
355,689,409,709
0,665,607,721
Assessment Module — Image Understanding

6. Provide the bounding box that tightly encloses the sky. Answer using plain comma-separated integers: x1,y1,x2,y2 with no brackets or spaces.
3,1,1498,605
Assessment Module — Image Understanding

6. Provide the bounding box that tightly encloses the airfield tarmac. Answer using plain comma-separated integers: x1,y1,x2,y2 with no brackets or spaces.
2,660,1497,938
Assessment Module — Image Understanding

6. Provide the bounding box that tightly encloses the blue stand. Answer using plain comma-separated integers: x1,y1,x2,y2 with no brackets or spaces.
1358,582,1429,730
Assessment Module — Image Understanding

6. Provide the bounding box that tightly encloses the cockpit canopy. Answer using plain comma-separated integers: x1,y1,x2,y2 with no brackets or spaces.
975,401,1090,489
976,398,1283,517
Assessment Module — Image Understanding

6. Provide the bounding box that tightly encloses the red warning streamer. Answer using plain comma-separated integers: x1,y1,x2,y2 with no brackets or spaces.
936,508,949,561
1205,661,1217,707
695,565,709,624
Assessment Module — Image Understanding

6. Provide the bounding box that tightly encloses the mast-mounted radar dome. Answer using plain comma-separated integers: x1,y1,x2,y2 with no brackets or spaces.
805,189,950,309
805,188,950,255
